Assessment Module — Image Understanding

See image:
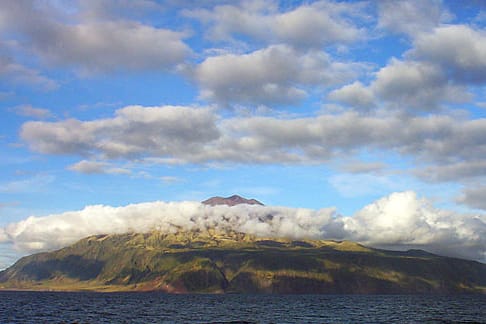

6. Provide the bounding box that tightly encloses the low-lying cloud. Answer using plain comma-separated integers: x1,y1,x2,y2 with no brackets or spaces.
1,191,484,263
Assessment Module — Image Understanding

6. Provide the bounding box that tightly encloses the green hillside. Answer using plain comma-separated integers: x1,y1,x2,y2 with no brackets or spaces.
1,230,484,294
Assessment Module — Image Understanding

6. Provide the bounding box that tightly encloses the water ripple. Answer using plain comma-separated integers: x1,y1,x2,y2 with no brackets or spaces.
0,292,484,324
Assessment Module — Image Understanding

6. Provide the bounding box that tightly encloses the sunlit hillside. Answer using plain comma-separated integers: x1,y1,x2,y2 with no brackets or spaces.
1,229,484,294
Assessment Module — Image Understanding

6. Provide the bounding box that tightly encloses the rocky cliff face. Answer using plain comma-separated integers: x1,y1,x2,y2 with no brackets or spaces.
1,230,485,294
201,195,264,206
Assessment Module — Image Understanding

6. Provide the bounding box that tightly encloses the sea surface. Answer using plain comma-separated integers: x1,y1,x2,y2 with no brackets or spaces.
0,292,484,323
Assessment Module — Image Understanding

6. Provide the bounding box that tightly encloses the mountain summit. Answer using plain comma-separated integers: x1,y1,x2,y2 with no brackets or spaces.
202,195,264,206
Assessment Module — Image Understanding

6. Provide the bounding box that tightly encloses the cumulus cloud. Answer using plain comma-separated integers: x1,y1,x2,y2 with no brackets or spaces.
20,106,486,185
21,105,220,159
332,24,486,113
371,59,468,111
44,22,189,75
328,81,374,109
457,186,486,211
417,161,486,183
77,0,163,21
1,192,484,262
221,113,486,168
377,0,448,36
0,1,190,75
344,191,485,261
329,58,469,112
328,51,472,114
195,45,361,106
411,25,486,83
184,0,364,48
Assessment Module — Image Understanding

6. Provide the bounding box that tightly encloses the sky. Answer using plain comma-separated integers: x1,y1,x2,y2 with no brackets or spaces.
0,0,485,269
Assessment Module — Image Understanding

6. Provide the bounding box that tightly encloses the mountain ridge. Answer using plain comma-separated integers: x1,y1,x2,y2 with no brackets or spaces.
1,229,484,294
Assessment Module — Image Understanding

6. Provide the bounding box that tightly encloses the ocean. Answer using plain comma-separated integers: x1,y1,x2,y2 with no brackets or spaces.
0,292,484,323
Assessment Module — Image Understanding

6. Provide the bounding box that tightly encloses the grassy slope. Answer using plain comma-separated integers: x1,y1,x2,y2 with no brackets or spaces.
1,231,485,294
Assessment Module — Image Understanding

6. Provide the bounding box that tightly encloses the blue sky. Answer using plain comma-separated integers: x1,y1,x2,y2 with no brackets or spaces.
0,0,485,268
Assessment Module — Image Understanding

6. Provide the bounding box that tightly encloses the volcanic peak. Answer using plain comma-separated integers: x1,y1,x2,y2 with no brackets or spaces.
202,194,264,206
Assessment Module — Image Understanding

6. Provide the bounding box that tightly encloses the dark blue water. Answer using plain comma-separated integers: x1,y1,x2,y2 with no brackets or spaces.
0,292,484,323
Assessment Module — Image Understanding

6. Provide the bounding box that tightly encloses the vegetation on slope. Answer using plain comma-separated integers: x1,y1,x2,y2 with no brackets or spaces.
1,230,484,294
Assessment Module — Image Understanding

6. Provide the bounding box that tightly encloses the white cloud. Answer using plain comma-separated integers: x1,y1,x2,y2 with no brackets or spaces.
69,160,106,174
457,186,486,211
1,201,338,252
68,160,131,175
329,58,470,112
11,105,53,119
220,113,486,169
343,191,485,261
371,58,468,111
195,45,361,106
77,0,163,21
346,191,436,245
0,1,190,75
0,56,58,90
378,0,449,36
185,0,364,48
411,25,486,83
21,105,220,159
417,161,486,183
20,106,486,186
272,2,363,48
1,192,484,262
328,81,374,109
332,25,486,113
47,22,190,75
